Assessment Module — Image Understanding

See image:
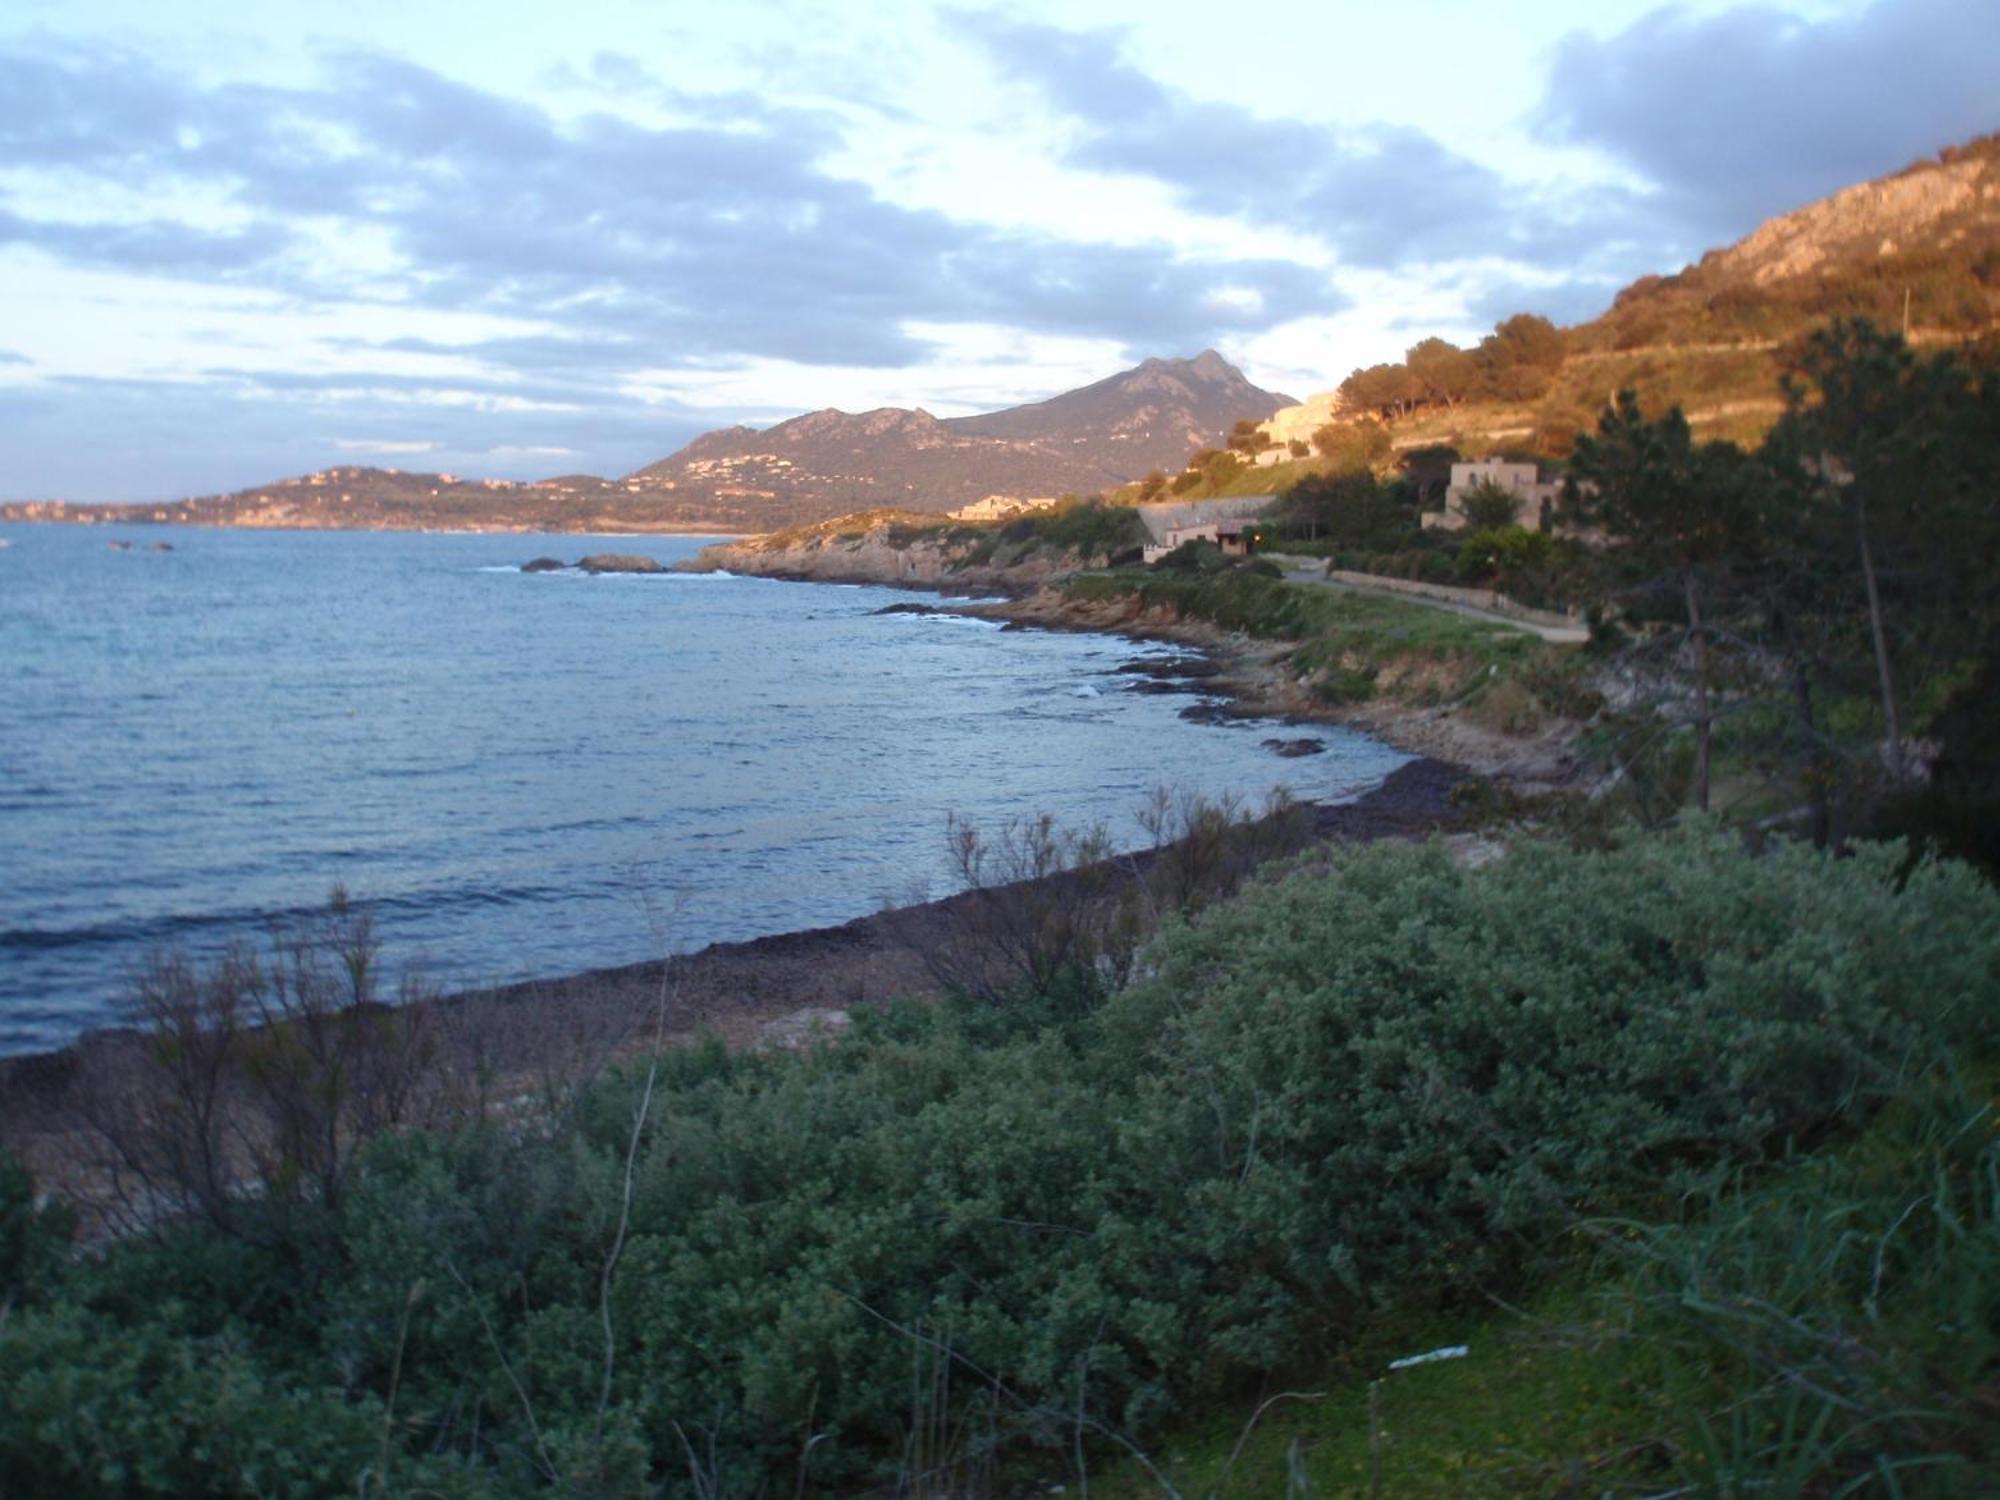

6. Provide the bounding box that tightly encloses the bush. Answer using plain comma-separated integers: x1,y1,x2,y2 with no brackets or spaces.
1030,499,1148,565
1591,1069,2000,1492
8,831,1995,1493
1150,538,1225,574
72,891,473,1247
0,1149,72,1309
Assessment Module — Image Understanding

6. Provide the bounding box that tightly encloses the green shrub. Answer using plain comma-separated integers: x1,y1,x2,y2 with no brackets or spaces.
1590,1069,2000,1493
8,831,1994,1493
0,1149,71,1311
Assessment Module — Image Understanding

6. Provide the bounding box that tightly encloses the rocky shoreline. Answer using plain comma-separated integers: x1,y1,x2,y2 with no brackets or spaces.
0,760,1470,1215
1,544,1552,1205
680,528,1581,786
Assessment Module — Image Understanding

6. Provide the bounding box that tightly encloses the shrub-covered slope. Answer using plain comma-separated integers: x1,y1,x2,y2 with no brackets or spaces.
3,827,1995,1495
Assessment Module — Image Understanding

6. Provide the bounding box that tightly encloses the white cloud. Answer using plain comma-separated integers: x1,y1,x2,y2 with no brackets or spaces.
332,438,440,454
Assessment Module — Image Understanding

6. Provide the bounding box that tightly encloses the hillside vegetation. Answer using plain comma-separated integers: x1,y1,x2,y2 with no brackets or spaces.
1254,136,1999,468
5,828,1995,1496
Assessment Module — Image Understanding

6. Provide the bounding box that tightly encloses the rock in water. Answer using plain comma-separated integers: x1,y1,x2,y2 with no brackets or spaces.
1262,737,1328,757
576,553,665,574
521,556,566,573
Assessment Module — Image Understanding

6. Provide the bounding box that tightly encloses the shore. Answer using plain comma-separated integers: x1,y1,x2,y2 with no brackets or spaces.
0,760,1469,1213
682,524,1583,788
1,547,1543,1207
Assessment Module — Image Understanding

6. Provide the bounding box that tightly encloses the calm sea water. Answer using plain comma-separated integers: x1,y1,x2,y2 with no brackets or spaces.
0,523,1409,1055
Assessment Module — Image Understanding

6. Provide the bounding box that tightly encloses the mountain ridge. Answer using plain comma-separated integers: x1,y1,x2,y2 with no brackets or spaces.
1247,133,2000,463
7,135,1997,533
1,352,1293,532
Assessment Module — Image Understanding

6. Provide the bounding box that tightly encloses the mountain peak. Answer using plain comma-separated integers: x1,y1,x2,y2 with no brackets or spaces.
625,352,1294,523
941,353,1292,472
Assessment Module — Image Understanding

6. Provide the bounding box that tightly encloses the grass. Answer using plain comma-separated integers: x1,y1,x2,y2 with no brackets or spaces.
1098,1059,2000,1498
1093,1282,1656,1498
1210,458,1326,496
1066,566,1562,711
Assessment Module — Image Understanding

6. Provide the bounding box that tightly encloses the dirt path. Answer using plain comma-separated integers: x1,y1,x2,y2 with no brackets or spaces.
1264,555,1591,644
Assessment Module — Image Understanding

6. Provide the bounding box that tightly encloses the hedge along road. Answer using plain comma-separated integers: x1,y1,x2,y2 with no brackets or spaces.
1263,553,1592,644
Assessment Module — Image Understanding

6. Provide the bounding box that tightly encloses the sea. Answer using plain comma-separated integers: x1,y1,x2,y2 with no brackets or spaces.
0,524,1410,1057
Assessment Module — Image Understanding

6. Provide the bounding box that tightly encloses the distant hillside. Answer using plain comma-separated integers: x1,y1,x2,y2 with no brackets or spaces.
0,466,759,534
1255,133,2000,464
6,353,1293,534
942,350,1294,472
626,351,1293,520
1588,134,2000,353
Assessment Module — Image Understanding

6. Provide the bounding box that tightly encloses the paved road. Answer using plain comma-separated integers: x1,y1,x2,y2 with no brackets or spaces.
1265,555,1591,644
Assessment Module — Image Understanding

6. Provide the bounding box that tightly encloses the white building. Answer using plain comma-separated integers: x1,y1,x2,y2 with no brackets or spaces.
1424,460,1563,533
1136,495,1278,562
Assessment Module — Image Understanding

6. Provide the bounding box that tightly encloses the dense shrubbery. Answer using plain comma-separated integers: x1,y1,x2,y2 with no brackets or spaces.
1588,1068,2000,1491
1270,469,1421,551
957,499,1148,569
4,829,1995,1495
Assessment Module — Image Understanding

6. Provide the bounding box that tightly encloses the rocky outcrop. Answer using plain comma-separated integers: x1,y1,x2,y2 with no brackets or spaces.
677,514,1079,592
1698,139,1999,289
521,556,565,572
1256,390,1347,449
576,553,665,574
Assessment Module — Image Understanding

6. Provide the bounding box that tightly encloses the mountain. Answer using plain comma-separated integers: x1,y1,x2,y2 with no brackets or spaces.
0,466,765,534
624,351,1294,520
4,353,1294,533
1254,133,2000,462
941,350,1295,472
624,405,1128,519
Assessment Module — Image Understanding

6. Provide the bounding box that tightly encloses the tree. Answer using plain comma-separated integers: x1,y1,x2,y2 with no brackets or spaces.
1458,477,1522,530
1398,444,1461,510
1566,391,1762,812
1764,319,2000,785
1310,418,1392,471
1339,363,1424,419
1405,337,1476,410
1226,418,1271,455
1279,470,1414,549
1472,313,1564,402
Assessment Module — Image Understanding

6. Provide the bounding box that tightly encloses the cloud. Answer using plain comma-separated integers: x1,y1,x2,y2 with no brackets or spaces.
0,39,1342,379
1538,0,2000,237
332,438,442,454
953,15,1542,270
0,348,29,366
0,206,295,276
0,373,709,501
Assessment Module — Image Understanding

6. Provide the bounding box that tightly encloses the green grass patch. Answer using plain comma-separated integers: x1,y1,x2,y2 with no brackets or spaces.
1099,1058,2000,1497
1067,567,1555,710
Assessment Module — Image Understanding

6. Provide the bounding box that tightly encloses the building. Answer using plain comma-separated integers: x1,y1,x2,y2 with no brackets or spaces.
1423,460,1563,533
1136,495,1278,562
949,494,1059,522
1214,518,1265,556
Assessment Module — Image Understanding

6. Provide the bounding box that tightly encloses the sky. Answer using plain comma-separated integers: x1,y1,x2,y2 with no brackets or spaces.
0,0,1994,501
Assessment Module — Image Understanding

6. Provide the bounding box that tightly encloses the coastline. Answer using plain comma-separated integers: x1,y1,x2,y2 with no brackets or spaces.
0,543,1531,1206
682,525,1581,788
0,760,1470,1214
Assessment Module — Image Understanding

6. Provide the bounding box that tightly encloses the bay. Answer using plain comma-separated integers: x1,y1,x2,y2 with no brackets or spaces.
0,523,1409,1055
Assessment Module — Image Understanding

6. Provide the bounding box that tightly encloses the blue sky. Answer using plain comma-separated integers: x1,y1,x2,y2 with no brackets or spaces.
1,0,1993,500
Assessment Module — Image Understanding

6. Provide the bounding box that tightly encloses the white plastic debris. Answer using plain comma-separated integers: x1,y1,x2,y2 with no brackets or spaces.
1387,1344,1469,1371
